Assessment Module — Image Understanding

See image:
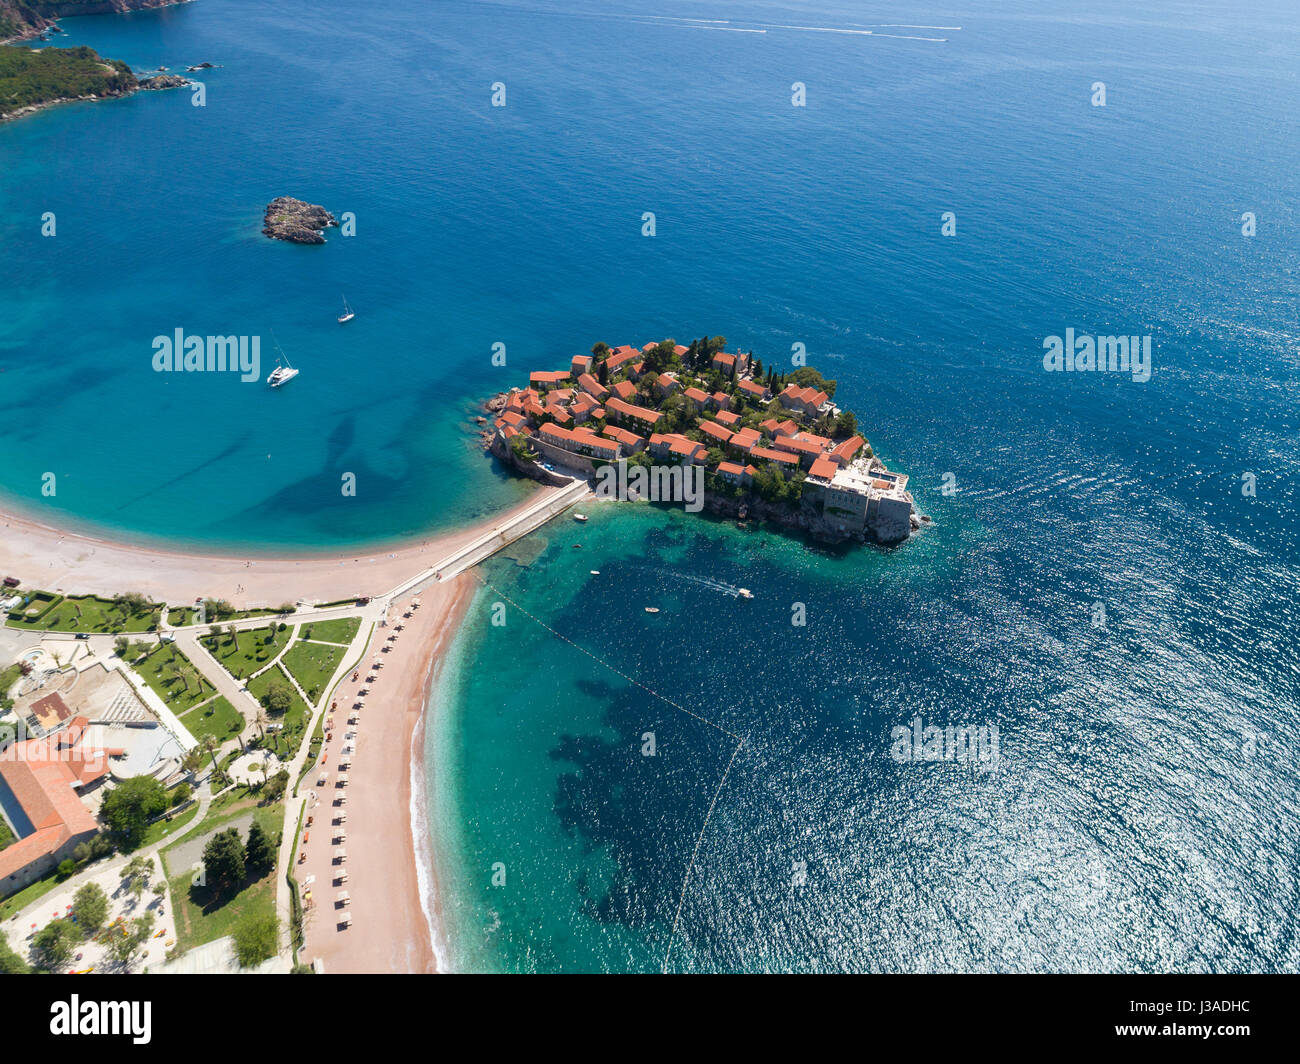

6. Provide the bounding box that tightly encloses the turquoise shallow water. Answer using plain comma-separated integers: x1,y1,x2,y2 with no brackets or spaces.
4,0,1299,971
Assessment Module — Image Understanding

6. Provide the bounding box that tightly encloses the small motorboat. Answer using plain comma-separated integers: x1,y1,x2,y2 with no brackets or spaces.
573,513,588,522
644,607,660,614
738,588,753,599
590,570,600,575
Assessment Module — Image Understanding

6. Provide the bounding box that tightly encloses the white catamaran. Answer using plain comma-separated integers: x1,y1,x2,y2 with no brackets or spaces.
338,295,355,324
267,332,299,388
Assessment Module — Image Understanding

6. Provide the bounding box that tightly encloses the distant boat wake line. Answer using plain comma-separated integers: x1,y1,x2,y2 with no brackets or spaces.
481,4,955,42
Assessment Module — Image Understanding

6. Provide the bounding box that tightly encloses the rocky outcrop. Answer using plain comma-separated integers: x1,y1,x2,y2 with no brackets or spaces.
261,197,338,244
137,72,188,90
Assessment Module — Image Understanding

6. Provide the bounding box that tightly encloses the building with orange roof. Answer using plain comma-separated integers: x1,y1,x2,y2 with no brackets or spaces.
749,446,800,473
602,426,646,453
649,433,707,464
778,383,830,416
655,373,680,398
570,354,593,378
577,373,608,400
830,436,865,465
735,378,769,401
605,345,640,374
611,379,636,401
808,457,839,481
710,351,737,377
605,396,663,429
728,427,760,453
684,386,709,411
539,423,620,461
709,391,730,410
698,420,733,445
715,410,741,427
0,720,121,891
715,461,750,486
530,370,570,389
772,433,830,468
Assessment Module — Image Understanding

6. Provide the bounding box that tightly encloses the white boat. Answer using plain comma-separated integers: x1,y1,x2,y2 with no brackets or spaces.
644,607,660,614
337,295,354,324
267,331,299,387
738,588,753,599
573,513,588,522
267,359,298,388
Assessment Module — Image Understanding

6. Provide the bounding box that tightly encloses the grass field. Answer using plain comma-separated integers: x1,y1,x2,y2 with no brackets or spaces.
6,593,161,633
296,616,361,645
280,640,347,703
131,645,216,714
200,625,293,679
0,816,15,852
161,797,284,957
178,696,245,743
247,666,310,758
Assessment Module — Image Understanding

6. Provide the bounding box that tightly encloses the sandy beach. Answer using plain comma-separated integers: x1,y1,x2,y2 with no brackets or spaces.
0,485,563,607
0,481,571,974
296,578,475,972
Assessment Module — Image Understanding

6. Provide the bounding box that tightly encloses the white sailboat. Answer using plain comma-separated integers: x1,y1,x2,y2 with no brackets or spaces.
337,295,355,324
267,331,299,388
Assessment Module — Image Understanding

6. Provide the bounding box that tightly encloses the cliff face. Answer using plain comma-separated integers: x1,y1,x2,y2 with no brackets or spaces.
0,1,189,44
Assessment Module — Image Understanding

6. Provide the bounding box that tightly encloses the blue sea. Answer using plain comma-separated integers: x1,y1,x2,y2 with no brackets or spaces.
3,0,1298,971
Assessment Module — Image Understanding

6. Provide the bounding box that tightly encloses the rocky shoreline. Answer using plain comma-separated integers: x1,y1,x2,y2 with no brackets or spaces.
261,197,338,244
479,392,927,544
0,0,192,45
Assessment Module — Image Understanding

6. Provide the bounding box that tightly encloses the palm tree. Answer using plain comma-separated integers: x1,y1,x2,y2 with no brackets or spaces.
202,735,219,775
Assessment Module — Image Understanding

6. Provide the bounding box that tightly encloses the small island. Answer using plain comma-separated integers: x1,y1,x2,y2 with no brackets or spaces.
487,337,923,544
261,196,338,244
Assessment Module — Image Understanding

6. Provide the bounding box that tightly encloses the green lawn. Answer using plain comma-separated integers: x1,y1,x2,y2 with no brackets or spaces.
296,616,361,645
139,799,201,850
130,645,216,714
0,815,15,852
247,666,310,758
0,662,23,711
6,593,161,633
161,798,284,957
178,696,245,743
280,640,347,703
200,625,293,679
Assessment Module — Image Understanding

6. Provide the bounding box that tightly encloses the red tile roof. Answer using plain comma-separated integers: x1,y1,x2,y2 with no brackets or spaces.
577,373,608,399
605,396,663,426
611,380,636,401
809,457,839,480
830,436,865,463
749,446,799,465
736,379,768,397
698,420,732,443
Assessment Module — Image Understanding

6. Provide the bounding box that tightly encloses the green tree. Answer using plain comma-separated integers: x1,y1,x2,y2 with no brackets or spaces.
114,635,130,657
202,827,246,897
71,882,110,937
0,930,29,974
245,820,275,875
233,911,280,968
31,919,77,972
101,775,168,849
260,679,294,716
